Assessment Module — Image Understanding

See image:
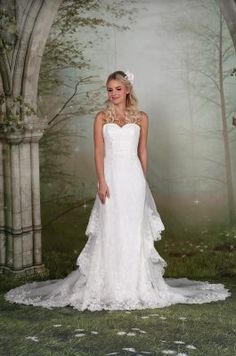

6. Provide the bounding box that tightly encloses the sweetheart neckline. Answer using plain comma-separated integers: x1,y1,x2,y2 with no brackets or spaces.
103,123,140,130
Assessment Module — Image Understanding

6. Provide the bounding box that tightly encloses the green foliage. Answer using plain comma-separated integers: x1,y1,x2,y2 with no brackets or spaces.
38,0,139,196
0,5,18,54
39,0,138,109
0,93,37,132
54,0,136,34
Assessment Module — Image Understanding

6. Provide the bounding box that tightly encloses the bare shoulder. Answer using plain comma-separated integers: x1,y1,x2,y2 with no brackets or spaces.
138,111,149,128
95,111,105,123
94,111,106,129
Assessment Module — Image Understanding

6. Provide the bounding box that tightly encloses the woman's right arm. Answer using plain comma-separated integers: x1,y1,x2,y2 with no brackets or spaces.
94,112,110,204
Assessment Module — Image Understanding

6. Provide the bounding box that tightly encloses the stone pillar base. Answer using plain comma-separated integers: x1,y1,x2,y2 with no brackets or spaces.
0,120,48,279
0,264,49,279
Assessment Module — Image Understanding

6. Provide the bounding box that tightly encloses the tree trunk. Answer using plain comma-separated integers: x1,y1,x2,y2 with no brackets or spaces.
218,0,236,51
219,13,236,225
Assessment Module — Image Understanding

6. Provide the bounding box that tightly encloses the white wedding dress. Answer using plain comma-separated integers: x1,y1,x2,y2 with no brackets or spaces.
5,122,230,311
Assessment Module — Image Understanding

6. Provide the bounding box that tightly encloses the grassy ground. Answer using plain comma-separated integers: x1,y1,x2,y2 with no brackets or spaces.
0,200,235,356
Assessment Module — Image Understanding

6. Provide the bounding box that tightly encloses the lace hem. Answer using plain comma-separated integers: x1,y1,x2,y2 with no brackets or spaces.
4,278,231,312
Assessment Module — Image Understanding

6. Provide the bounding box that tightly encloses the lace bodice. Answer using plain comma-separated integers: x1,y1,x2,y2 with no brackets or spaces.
103,122,141,160
102,110,144,128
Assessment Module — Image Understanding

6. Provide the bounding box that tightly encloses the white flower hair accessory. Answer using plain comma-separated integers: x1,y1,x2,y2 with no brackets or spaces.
124,70,134,84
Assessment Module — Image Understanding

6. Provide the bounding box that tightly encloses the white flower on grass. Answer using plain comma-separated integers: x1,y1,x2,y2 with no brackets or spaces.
174,341,185,344
75,328,85,331
160,340,167,343
125,311,131,314
91,331,99,335
178,317,187,321
127,332,136,336
131,327,140,331
139,330,147,334
75,333,86,337
177,353,188,356
160,316,167,320
117,331,126,335
25,336,39,342
122,347,136,352
141,316,149,319
53,324,62,328
105,353,119,355
161,351,177,355
186,345,197,350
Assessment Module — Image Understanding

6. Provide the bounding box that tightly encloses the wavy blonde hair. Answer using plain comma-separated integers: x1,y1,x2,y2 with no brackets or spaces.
103,70,140,123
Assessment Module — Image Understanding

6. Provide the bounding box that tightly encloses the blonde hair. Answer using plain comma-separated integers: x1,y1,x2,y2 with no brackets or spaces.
103,70,140,123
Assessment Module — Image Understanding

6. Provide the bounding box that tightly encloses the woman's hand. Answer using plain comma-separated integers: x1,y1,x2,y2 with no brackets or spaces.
97,181,110,204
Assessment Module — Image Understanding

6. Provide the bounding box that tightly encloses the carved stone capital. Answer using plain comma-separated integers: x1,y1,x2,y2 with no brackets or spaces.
0,116,48,144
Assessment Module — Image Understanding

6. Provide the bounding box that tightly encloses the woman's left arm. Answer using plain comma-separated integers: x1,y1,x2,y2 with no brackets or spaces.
137,112,149,177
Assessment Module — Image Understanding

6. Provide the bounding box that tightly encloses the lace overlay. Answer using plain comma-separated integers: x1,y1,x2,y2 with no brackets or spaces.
4,122,231,311
102,109,143,127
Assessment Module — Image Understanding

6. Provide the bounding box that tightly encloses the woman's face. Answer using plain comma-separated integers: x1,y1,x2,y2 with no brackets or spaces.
107,79,128,105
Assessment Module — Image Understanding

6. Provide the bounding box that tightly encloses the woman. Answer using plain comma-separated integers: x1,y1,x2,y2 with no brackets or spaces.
5,70,230,311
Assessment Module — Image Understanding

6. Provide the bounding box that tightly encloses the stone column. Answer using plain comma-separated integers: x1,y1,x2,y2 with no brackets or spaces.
0,119,48,277
0,140,6,266
10,136,23,270
31,134,43,266
20,137,33,268
0,0,62,277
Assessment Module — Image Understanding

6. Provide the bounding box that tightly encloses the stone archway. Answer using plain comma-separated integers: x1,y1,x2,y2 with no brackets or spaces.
0,0,62,277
